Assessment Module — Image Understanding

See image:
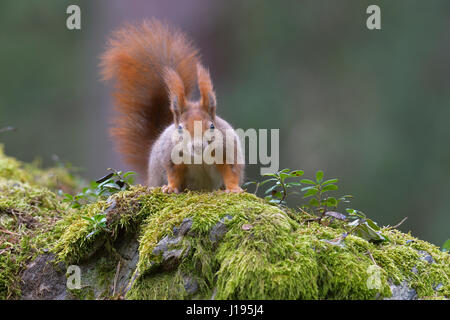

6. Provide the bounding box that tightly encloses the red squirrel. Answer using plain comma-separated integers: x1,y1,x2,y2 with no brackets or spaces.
100,19,244,193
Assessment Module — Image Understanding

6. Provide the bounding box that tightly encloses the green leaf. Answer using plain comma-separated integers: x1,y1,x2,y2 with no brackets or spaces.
303,188,318,198
289,170,304,177
338,195,353,203
89,180,99,188
267,198,281,204
365,218,380,231
102,183,121,190
321,184,338,192
261,173,278,178
259,178,278,187
309,198,320,207
271,191,283,199
316,170,324,183
265,185,278,194
64,194,73,201
94,213,106,220
71,202,81,209
322,178,338,186
123,171,136,178
300,179,316,185
286,182,301,187
346,208,366,219
242,181,256,187
327,197,338,207
353,222,386,243
347,219,361,227
301,186,316,192
97,179,113,189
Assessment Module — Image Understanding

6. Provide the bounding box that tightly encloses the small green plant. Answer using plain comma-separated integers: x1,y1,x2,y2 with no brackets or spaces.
61,181,99,208
244,169,303,204
300,170,353,217
244,168,389,243
343,209,386,242
95,168,135,196
82,213,109,239
62,168,135,208
320,208,387,245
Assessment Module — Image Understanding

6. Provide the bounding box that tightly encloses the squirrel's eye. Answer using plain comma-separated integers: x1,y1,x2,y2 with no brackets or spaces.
210,123,215,130
178,125,183,131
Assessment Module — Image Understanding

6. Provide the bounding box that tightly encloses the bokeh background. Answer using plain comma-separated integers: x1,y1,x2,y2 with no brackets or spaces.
0,0,449,247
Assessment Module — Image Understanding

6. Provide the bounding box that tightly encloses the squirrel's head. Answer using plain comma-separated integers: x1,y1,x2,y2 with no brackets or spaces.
164,64,217,151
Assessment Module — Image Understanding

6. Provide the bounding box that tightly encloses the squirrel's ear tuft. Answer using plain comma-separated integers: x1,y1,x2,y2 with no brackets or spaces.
164,67,186,124
197,63,216,120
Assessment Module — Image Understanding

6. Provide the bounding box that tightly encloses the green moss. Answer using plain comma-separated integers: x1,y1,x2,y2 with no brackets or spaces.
0,148,448,300
67,286,96,300
0,177,70,298
95,256,118,288
0,146,82,299
50,187,449,300
126,271,188,300
0,144,82,192
211,199,319,299
52,186,159,263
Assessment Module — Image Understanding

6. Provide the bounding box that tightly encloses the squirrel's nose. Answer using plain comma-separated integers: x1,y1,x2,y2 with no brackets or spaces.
191,139,204,155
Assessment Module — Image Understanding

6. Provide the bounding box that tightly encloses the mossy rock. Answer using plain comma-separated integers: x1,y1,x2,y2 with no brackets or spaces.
0,145,83,299
0,147,449,300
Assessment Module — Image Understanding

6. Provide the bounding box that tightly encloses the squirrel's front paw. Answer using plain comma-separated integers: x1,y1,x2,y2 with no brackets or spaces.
161,185,180,194
225,186,244,193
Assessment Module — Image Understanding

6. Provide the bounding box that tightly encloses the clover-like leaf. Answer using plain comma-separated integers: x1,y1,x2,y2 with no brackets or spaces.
289,170,304,177
316,170,324,183
123,171,136,178
303,188,318,198
326,197,338,207
265,184,278,195
322,178,339,186
321,184,338,192
353,222,386,243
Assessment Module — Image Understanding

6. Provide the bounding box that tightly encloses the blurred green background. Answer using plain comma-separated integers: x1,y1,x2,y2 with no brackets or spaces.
0,0,449,246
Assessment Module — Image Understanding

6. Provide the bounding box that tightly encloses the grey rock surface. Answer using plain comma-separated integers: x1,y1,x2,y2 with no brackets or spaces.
20,253,68,300
183,275,199,295
385,281,418,300
417,250,435,264
152,218,193,270
209,215,233,244
20,230,141,299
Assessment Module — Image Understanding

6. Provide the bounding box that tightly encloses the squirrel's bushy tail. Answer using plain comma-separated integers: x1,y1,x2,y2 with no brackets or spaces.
100,19,199,178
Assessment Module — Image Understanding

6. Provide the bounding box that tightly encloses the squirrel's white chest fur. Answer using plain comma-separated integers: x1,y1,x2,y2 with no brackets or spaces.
183,164,223,191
